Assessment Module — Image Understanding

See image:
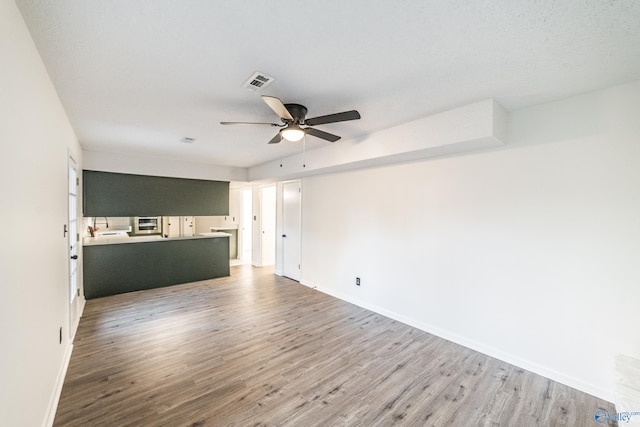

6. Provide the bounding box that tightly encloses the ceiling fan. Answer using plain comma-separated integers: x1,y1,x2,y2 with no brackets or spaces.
220,96,361,144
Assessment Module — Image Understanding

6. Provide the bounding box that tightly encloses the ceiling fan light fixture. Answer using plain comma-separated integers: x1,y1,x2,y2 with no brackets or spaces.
281,125,305,142
223,96,360,145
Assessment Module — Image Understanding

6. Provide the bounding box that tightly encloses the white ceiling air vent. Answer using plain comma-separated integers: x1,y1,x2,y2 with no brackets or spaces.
243,71,275,92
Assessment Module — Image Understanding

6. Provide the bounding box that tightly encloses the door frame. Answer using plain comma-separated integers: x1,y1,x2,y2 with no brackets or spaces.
67,153,83,339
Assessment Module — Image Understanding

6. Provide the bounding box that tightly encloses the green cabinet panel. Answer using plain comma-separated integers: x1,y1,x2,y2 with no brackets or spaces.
83,237,230,299
83,170,229,216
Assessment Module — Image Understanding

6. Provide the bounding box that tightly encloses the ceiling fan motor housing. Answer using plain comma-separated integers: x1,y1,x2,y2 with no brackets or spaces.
283,103,307,123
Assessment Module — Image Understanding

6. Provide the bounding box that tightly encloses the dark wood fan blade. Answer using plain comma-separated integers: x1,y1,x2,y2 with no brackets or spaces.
267,132,282,144
261,96,294,121
305,127,341,142
304,110,360,126
220,121,280,126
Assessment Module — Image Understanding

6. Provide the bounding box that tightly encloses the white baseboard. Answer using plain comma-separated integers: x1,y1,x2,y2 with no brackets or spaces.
42,342,73,427
303,280,614,403
614,355,640,425
43,297,85,427
71,297,86,342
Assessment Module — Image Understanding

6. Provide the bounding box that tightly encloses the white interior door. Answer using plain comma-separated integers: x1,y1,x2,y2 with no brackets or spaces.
68,156,80,338
260,186,276,266
282,181,301,281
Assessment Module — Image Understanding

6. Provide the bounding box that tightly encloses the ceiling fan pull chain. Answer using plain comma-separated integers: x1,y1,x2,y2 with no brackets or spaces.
302,134,306,168
280,134,283,167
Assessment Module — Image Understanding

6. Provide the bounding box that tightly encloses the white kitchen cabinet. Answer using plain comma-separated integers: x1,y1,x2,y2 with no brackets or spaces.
163,216,194,237
181,216,195,237
163,216,180,237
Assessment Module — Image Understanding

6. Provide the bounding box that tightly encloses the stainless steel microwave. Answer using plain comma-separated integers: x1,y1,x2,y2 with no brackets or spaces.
133,216,162,235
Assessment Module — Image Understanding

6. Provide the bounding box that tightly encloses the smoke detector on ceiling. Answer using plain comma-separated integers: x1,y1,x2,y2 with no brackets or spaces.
243,71,275,92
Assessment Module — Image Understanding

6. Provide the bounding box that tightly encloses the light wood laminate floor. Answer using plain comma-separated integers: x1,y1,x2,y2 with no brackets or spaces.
55,265,617,426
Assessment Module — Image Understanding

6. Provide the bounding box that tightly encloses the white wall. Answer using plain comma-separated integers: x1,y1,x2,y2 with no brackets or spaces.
300,80,640,401
250,99,506,181
83,149,247,182
0,1,82,425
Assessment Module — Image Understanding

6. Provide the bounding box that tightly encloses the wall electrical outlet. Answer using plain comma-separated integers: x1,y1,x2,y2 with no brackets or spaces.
356,277,361,286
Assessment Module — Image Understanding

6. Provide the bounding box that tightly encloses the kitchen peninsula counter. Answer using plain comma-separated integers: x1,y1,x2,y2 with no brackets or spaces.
83,232,232,246
83,233,230,299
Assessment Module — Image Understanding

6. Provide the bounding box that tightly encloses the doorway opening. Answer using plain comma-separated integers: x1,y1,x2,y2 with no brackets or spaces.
259,186,276,266
239,188,253,264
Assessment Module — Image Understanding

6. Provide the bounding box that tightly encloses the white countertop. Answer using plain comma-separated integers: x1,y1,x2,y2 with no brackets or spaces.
83,233,231,246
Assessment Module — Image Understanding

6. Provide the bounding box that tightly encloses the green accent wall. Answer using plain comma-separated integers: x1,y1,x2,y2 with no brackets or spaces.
83,170,229,216
83,237,230,299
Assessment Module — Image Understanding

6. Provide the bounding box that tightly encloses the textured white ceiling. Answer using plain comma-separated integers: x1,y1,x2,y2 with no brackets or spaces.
16,0,640,168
